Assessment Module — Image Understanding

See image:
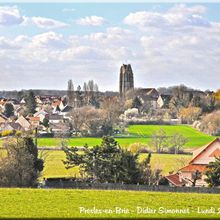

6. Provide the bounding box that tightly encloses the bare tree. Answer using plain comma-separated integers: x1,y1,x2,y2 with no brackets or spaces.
149,129,168,153
68,107,89,135
168,133,188,154
101,96,123,125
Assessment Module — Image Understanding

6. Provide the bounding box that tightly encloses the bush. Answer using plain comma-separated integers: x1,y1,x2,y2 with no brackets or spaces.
168,146,185,154
1,130,13,137
15,130,22,137
0,137,44,187
128,143,150,154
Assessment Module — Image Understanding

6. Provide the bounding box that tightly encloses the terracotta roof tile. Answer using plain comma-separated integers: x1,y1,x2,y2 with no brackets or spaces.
179,164,207,173
29,117,40,122
165,173,186,187
209,149,220,158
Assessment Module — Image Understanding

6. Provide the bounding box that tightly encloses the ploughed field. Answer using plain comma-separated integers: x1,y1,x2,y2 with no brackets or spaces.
35,125,215,149
0,188,220,218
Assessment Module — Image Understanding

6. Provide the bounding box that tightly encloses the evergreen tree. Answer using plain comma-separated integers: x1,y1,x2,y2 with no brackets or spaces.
25,90,37,114
205,157,220,187
132,96,142,111
63,136,140,184
67,79,74,106
75,85,84,107
4,103,14,118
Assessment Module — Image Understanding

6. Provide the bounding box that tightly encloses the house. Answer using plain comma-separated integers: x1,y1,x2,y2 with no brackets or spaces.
49,114,63,124
59,105,73,118
28,116,40,128
20,98,26,104
14,106,25,117
50,122,70,133
165,173,187,187
0,122,23,132
35,96,43,105
34,110,49,122
0,114,7,123
166,138,220,187
52,100,66,112
16,116,31,130
157,94,172,108
136,88,160,109
0,99,6,109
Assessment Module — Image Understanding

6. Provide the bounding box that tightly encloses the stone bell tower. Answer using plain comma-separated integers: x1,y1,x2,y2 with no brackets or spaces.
119,64,134,98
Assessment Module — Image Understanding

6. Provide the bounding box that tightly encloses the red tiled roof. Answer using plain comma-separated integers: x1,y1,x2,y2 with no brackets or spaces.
165,173,186,187
189,138,220,164
29,117,40,122
52,101,61,107
209,149,220,157
179,164,207,173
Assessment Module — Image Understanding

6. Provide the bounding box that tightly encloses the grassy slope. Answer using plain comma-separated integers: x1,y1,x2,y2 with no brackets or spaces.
127,125,215,148
0,188,220,218
42,150,191,178
35,125,215,149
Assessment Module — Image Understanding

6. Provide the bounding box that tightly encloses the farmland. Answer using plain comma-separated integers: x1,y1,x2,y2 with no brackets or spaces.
35,124,215,149
0,125,215,149
42,150,191,178
0,188,220,218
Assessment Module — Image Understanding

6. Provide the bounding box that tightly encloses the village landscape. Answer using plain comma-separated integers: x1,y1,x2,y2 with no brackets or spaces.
0,2,220,219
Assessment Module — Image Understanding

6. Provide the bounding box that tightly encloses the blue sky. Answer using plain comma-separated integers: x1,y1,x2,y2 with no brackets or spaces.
0,3,220,91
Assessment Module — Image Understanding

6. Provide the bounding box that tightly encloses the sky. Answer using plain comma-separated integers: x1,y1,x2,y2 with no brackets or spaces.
0,3,220,91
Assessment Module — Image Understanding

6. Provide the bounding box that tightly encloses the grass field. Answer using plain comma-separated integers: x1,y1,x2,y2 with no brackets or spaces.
34,124,215,149
0,188,220,218
0,125,215,149
42,150,191,178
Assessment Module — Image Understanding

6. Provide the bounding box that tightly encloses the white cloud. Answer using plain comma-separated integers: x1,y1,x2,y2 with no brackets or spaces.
0,6,24,25
0,4,220,91
76,15,106,26
0,36,19,49
24,16,68,29
124,4,210,29
31,32,67,49
0,6,68,29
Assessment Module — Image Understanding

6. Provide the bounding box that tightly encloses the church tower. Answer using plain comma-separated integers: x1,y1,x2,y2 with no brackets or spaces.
119,64,134,98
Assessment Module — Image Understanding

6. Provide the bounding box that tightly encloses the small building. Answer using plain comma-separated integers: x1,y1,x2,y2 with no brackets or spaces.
16,116,31,130
166,138,220,187
28,116,41,128
0,114,8,124
34,110,49,122
157,94,172,108
0,122,23,132
49,114,63,124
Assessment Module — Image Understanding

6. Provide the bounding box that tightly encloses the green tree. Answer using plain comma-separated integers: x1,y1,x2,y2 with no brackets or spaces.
42,117,49,128
25,90,37,114
4,103,14,118
132,96,142,112
63,136,140,184
205,157,220,187
67,79,74,106
89,95,100,108
75,85,84,107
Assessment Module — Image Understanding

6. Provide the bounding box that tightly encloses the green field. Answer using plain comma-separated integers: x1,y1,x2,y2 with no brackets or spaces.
34,125,215,149
42,150,191,178
0,188,220,218
0,125,215,149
